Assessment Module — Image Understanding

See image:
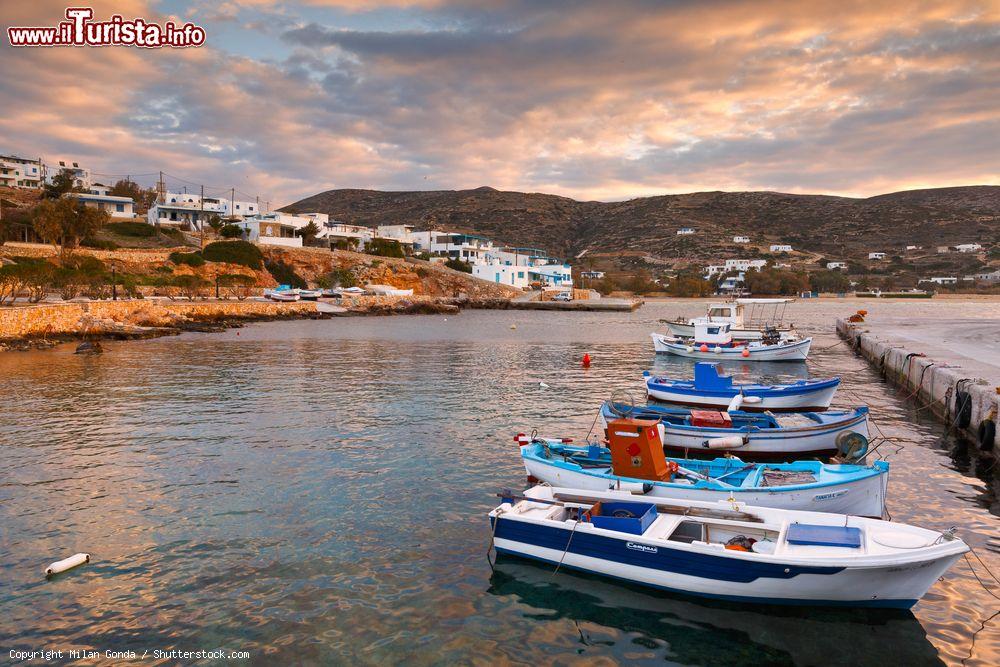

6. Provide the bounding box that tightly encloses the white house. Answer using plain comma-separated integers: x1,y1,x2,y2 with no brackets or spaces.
724,259,767,272
733,236,750,244
919,276,958,285
89,183,112,197
147,192,260,229
955,243,982,253
49,160,91,189
905,245,921,251
580,270,605,279
68,193,135,218
704,265,726,278
770,244,792,253
868,252,886,260
472,261,572,290
827,261,847,270
971,270,1000,283
236,216,303,248
0,154,44,188
411,231,496,263
374,224,417,251
322,222,374,248
677,227,696,235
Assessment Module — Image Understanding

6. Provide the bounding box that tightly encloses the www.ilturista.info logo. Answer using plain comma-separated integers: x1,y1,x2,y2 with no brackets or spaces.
7,7,206,48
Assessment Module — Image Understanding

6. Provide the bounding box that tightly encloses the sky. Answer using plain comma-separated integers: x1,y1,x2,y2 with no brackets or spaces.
1,0,998,206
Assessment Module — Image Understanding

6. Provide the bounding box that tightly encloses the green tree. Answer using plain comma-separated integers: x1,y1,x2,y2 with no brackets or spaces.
206,214,224,233
43,169,82,199
444,258,472,273
32,198,110,254
173,274,209,300
219,223,243,239
217,273,254,300
809,270,851,293
297,221,321,244
109,179,156,212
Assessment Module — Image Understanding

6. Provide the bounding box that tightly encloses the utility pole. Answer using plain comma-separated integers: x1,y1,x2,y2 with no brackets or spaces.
230,188,235,222
200,184,205,248
155,171,165,229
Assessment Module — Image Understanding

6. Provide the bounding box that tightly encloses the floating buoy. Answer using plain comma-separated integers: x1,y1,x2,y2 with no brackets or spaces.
699,344,709,353
685,345,694,353
713,346,722,354
582,353,591,367
45,553,90,577
742,348,750,358
539,381,549,388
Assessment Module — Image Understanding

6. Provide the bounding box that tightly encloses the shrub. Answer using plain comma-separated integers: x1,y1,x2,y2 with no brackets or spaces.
444,258,473,273
219,224,243,239
330,238,359,251
324,268,357,288
366,238,405,258
264,258,306,289
159,227,184,241
172,274,209,299
169,251,205,267
202,241,263,269
107,221,157,238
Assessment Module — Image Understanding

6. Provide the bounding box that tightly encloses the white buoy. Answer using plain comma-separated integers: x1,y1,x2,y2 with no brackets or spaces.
713,346,722,354
45,553,90,576
705,436,746,449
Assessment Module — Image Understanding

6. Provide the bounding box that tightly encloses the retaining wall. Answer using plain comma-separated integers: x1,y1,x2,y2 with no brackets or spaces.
837,318,999,465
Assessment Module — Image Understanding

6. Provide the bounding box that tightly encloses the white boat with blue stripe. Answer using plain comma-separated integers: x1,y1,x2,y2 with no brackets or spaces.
651,322,812,361
645,362,839,412
600,400,870,461
520,440,888,516
489,485,968,608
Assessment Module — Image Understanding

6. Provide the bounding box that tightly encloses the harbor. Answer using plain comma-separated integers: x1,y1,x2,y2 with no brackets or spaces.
1,300,997,664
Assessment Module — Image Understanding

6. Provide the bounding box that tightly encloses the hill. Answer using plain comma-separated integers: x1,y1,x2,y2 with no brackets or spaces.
282,186,999,277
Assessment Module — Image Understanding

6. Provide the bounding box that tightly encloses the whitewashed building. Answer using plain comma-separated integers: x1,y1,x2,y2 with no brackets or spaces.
411,231,496,263
237,215,303,248
733,236,750,244
770,244,792,253
955,243,982,253
147,193,260,229
725,259,767,272
580,270,605,279
826,261,848,270
49,160,91,189
919,276,958,285
704,265,726,278
69,193,135,218
0,155,45,188
868,252,886,260
677,227,696,235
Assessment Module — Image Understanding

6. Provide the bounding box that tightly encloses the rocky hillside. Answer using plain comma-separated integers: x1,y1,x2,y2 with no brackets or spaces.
283,186,1000,272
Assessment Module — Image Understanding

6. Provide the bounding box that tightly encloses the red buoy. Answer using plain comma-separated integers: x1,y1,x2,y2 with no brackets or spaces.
700,344,709,352
582,353,591,367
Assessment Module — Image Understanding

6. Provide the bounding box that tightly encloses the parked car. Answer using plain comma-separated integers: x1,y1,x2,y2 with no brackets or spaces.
552,291,573,302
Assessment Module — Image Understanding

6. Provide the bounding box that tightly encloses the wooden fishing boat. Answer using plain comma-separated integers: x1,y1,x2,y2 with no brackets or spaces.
664,299,798,341
644,362,839,412
489,485,968,608
264,285,300,302
520,440,888,516
600,400,870,461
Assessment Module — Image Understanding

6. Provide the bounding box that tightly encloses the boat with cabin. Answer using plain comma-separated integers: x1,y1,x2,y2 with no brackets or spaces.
600,400,869,460
651,323,812,361
663,299,797,341
644,362,838,411
489,483,967,608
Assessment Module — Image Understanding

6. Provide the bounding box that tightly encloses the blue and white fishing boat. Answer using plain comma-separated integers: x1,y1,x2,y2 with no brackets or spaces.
645,362,839,412
521,440,888,516
264,284,300,302
600,400,870,461
651,322,812,362
489,485,968,608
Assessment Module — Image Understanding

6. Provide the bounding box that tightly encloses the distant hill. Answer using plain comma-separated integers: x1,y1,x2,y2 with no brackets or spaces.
282,185,999,273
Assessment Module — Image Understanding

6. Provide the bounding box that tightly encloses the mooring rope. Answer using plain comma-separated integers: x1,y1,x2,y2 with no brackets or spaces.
487,507,505,572
553,515,582,576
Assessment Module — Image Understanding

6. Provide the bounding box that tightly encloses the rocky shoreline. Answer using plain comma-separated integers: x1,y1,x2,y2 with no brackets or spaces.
0,296,513,352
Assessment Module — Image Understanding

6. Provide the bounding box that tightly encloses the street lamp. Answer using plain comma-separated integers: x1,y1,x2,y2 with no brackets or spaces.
111,264,117,301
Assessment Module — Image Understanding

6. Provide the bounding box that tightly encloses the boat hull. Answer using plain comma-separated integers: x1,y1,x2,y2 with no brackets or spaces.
601,404,870,461
522,456,886,516
645,383,838,413
666,322,794,341
651,333,812,361
492,531,961,608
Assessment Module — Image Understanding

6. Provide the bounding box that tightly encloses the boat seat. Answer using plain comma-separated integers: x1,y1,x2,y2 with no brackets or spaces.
786,523,862,548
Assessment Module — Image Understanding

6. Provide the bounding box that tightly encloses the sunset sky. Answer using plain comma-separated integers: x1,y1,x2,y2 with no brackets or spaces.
2,0,998,205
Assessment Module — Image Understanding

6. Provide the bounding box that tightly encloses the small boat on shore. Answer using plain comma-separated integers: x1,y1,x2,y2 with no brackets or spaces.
645,362,839,412
264,285,300,302
651,323,811,362
297,289,323,301
663,299,798,341
489,485,967,608
600,400,869,461
520,439,888,516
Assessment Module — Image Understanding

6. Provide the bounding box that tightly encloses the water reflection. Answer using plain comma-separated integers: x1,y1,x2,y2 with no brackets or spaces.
489,559,944,666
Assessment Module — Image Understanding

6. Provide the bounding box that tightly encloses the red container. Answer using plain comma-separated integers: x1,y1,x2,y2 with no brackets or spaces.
689,410,733,428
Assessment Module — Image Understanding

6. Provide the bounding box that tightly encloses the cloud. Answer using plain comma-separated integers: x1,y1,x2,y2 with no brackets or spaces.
1,0,997,204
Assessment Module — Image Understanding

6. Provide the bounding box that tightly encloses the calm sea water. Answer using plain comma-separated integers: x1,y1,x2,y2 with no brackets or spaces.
0,299,997,666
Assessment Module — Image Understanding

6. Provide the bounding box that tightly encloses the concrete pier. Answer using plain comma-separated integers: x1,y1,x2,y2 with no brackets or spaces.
837,317,999,468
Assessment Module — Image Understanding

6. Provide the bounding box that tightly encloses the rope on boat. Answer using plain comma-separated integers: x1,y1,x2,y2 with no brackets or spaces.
487,506,505,572
963,552,1000,602
553,516,581,576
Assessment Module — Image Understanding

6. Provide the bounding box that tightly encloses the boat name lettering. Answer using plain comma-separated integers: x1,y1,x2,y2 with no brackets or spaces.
814,490,849,501
613,431,640,438
626,542,658,554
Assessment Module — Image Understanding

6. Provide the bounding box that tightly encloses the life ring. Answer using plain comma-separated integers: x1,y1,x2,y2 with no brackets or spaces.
978,419,996,452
